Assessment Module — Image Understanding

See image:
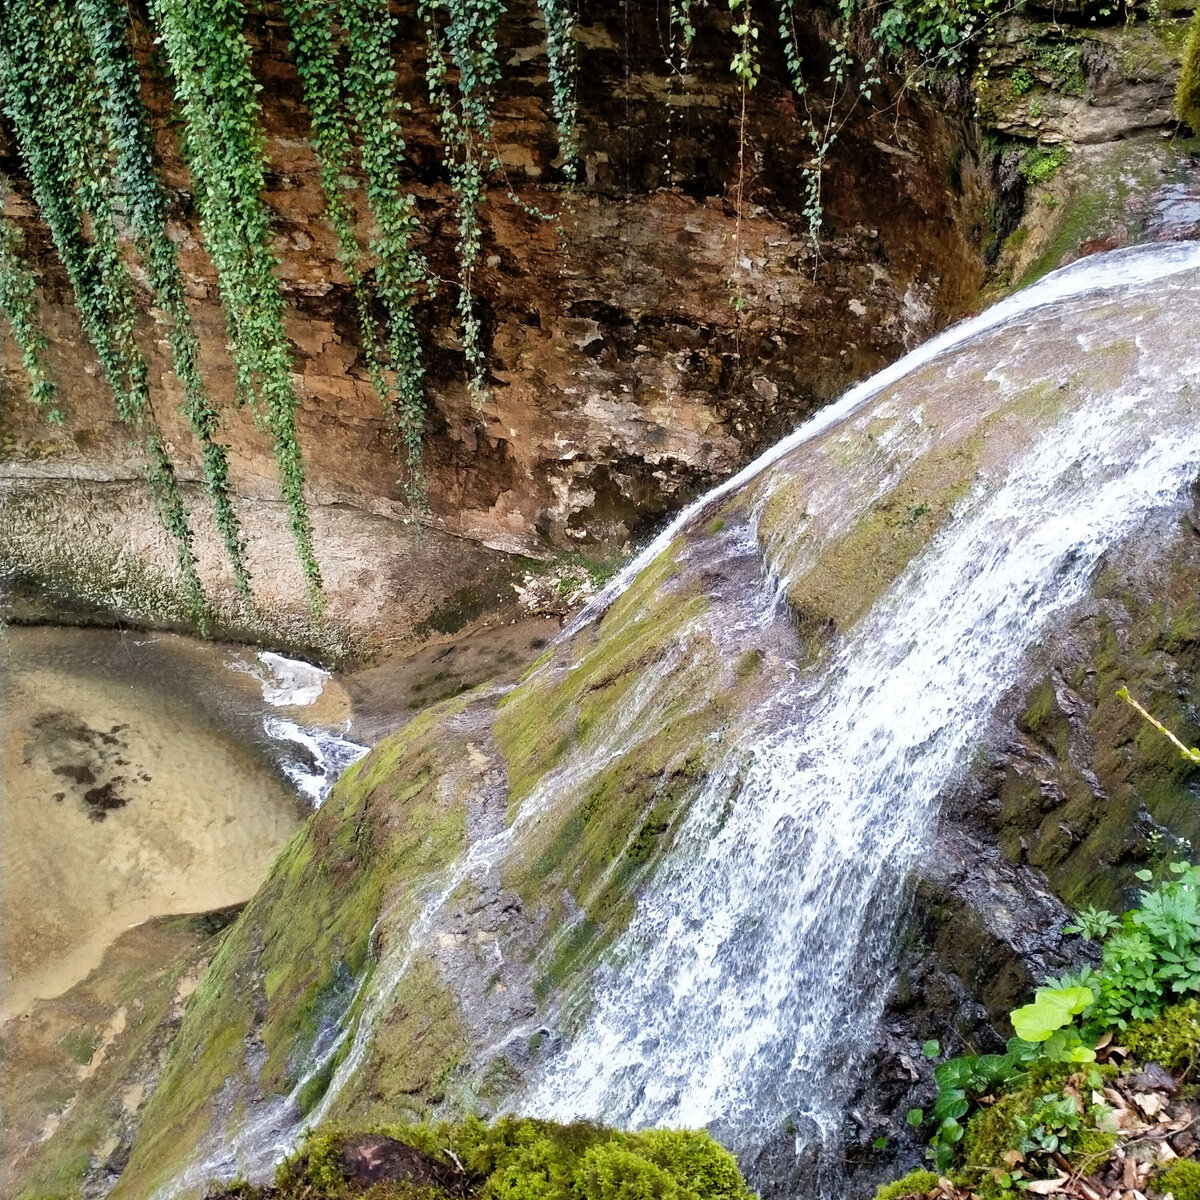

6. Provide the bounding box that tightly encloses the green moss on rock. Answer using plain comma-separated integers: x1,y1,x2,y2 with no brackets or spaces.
872,1169,940,1200
1156,1158,1200,1200
264,1119,752,1200
114,699,478,1200
1122,999,1200,1073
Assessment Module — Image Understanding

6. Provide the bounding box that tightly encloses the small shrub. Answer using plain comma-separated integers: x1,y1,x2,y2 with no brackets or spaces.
1176,10,1200,132
1020,145,1068,185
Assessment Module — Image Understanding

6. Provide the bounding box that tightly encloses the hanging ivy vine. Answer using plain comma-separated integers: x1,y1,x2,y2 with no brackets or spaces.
0,1,207,622
663,0,695,180
282,0,432,507
343,0,431,499
76,0,252,600
418,0,506,405
146,0,323,603
776,0,881,249
0,190,61,424
537,0,580,182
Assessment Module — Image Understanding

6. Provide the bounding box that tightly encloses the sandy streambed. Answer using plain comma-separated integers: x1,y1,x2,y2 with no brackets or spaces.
0,626,345,1020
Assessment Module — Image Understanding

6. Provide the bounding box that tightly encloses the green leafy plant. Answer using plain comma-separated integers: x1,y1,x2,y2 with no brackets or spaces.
537,0,579,182
282,0,431,507
1009,985,1095,1055
1086,862,1200,1028
872,0,1000,70
1064,905,1120,941
147,0,323,604
0,196,61,423
1019,144,1068,185
916,865,1198,1174
1013,1090,1082,1156
419,0,506,406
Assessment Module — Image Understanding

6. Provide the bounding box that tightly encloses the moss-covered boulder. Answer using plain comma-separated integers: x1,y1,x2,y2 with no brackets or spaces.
244,1119,754,1200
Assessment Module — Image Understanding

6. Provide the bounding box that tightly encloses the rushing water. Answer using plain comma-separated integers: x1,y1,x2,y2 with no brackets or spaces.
146,241,1200,1199
529,394,1197,1165
520,245,1200,1178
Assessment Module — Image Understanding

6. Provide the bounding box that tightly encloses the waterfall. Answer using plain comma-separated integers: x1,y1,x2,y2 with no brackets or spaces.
527,388,1196,1160
523,243,1200,1174
146,241,1200,1200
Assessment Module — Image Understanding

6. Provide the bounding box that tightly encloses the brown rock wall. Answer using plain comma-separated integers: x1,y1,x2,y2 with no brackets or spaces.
0,0,991,652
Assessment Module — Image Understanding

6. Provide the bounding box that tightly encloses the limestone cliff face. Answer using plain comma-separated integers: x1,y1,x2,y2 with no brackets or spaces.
0,0,993,655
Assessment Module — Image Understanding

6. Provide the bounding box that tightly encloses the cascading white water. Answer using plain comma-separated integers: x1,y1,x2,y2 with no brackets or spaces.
523,245,1200,1177
148,241,1200,1200
527,389,1198,1165
233,649,369,803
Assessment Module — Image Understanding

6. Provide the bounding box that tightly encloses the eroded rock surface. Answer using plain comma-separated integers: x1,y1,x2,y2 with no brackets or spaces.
1,0,994,654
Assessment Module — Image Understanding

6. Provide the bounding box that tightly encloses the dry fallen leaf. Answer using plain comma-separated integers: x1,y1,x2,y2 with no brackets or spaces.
1133,1093,1165,1118
1002,1150,1026,1166
1026,1174,1070,1194
1124,1157,1138,1190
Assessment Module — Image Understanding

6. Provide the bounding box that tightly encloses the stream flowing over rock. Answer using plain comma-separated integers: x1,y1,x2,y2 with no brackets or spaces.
81,242,1200,1200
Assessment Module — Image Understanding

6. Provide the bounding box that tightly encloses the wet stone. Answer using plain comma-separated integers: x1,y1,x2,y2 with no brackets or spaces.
339,1135,457,1188
1127,1062,1179,1094
28,709,135,819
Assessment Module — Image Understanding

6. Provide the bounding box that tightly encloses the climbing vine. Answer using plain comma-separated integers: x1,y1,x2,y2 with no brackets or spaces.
343,0,433,500
664,0,695,179
537,0,580,182
419,0,505,405
0,192,61,424
727,0,759,346
0,1,207,622
75,0,252,599
282,0,430,506
146,0,323,602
